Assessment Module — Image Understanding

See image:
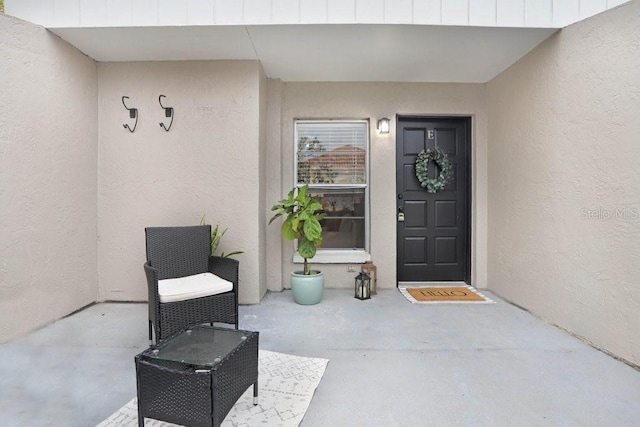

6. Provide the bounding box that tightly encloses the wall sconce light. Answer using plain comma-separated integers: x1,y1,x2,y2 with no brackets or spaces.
158,95,174,132
122,96,138,133
377,117,390,134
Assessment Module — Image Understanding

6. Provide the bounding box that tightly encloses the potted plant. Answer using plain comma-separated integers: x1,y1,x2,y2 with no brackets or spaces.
200,215,243,258
269,184,326,304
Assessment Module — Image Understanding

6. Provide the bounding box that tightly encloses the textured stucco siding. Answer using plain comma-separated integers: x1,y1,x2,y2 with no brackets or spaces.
97,60,266,304
258,66,268,299
0,14,98,342
487,0,640,365
265,79,284,292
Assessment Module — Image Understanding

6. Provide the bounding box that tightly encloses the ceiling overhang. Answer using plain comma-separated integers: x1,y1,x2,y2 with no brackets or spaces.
50,24,557,83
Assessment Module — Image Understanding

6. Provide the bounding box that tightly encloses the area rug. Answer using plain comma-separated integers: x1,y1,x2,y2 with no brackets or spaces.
97,350,329,427
399,285,494,304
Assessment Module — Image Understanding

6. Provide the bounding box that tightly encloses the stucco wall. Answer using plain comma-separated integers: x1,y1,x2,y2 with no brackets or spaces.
97,60,266,304
268,82,488,291
0,14,98,342
487,1,640,365
257,67,268,299
265,79,284,292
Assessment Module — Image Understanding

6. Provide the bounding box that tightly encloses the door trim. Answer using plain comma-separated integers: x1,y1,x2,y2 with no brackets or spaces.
395,115,472,285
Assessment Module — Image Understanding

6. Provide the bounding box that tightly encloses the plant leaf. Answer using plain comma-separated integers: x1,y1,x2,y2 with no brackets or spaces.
268,212,283,225
282,217,297,240
297,185,308,201
298,238,317,259
303,217,322,241
222,251,244,258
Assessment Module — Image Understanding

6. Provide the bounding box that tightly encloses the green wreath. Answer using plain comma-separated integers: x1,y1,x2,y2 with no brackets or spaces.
415,148,452,193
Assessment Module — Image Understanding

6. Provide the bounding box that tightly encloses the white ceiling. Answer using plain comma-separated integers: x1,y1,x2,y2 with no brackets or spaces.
51,24,557,83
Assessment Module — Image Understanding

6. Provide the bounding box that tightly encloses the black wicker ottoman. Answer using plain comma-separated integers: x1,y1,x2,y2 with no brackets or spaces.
135,326,259,427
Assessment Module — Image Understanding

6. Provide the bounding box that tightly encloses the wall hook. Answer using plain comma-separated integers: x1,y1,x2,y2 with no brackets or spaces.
158,95,174,132
122,96,138,133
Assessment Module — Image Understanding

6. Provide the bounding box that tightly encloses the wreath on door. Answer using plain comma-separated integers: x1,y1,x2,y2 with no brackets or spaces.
415,148,452,193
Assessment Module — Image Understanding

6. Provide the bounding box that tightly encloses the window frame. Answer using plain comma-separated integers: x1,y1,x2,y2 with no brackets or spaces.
293,119,371,264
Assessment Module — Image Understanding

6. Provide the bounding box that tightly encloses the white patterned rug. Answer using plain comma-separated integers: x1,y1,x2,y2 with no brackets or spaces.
97,350,329,427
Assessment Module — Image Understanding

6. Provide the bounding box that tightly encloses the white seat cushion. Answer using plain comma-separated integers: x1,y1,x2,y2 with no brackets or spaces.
158,272,233,303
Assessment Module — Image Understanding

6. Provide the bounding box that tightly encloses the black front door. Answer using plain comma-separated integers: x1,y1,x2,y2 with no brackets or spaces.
396,116,471,283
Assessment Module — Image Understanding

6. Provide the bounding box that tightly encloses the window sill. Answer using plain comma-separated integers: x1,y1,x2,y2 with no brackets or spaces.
293,250,371,264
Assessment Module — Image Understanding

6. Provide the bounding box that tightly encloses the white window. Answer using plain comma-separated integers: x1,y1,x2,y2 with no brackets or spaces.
294,120,370,263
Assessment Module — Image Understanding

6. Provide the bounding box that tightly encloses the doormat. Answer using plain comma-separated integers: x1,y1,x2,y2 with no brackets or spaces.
399,285,494,304
97,350,329,427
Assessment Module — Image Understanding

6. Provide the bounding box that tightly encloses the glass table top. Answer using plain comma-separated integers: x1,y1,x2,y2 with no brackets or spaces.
146,326,253,367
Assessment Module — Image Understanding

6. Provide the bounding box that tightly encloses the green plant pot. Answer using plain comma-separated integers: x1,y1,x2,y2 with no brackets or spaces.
290,271,324,305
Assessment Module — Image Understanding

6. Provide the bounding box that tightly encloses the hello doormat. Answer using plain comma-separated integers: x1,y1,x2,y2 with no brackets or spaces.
399,285,494,304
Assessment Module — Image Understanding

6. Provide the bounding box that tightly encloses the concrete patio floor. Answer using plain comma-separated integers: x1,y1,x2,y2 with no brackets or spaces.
1,289,639,426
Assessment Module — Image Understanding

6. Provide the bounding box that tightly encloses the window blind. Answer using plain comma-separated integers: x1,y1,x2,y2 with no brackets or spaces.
296,122,367,185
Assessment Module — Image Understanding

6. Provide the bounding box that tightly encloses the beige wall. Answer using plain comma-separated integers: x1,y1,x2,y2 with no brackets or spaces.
266,82,488,291
0,14,98,342
487,1,640,365
265,79,285,292
97,61,266,304
257,67,268,299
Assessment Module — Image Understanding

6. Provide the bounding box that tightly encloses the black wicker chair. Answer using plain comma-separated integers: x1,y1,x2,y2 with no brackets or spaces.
144,225,239,342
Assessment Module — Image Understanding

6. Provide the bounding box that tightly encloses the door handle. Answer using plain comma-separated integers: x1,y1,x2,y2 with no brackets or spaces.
398,207,405,222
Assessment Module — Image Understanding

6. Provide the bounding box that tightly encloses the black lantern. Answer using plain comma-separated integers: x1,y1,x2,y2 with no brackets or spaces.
354,272,371,300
